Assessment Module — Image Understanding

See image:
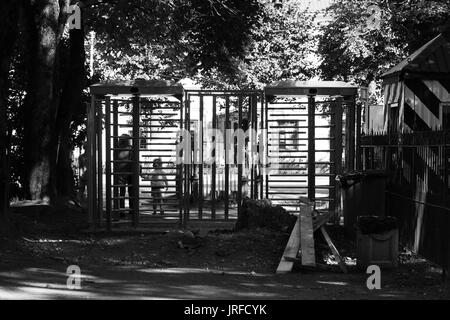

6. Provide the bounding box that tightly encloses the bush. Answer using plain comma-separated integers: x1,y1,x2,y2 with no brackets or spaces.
236,199,296,233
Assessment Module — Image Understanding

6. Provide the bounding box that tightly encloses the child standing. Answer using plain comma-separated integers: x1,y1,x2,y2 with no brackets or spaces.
150,158,168,215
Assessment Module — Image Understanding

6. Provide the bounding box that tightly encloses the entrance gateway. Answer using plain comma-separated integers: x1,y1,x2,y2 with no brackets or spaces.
87,80,360,231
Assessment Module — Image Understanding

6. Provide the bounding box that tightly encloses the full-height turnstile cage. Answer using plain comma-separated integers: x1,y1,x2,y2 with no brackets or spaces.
87,80,361,230
88,80,185,230
182,90,265,224
263,81,360,217
87,81,265,230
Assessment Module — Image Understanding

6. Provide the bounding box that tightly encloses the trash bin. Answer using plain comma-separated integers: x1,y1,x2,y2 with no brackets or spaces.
336,170,387,235
356,216,399,269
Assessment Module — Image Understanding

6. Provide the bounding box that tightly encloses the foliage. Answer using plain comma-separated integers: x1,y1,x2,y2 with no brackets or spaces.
84,0,263,81
85,0,318,89
318,0,450,85
238,1,318,88
186,0,319,89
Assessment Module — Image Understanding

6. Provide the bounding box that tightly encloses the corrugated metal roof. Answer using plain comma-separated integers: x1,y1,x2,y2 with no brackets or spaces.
382,33,450,78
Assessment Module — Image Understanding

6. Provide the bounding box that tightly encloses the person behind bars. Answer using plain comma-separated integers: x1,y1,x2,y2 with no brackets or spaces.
150,158,168,215
115,134,134,218
78,140,88,202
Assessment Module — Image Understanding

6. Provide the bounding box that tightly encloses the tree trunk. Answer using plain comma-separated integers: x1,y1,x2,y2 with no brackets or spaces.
55,24,86,198
0,0,19,220
23,0,69,202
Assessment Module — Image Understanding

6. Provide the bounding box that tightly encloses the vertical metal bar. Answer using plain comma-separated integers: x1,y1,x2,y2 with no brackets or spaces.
444,143,450,275
93,100,98,226
183,94,187,228
346,98,356,171
178,96,184,228
87,97,96,229
211,95,217,220
356,100,362,170
265,99,269,199
224,96,230,220
105,97,112,232
178,94,185,228
256,93,261,199
184,93,190,227
308,95,316,202
237,96,243,217
113,100,119,212
329,101,337,215
250,95,256,199
255,96,259,199
260,94,265,200
249,95,253,200
97,102,103,227
199,95,204,220
132,95,140,228
335,98,344,218
446,145,449,204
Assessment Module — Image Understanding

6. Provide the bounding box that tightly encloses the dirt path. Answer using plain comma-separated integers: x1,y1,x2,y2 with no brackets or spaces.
1,229,449,300
0,256,447,300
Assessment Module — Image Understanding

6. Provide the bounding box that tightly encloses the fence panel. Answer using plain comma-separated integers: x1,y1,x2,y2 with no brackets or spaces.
361,130,450,271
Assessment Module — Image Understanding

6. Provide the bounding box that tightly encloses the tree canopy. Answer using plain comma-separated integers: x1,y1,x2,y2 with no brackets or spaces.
318,0,450,86
86,0,319,89
85,0,263,81
198,0,318,89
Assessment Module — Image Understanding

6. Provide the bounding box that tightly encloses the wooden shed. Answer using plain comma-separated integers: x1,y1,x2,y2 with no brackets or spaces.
382,33,450,133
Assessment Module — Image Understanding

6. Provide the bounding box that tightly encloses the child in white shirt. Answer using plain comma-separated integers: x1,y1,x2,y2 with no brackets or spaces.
150,158,168,215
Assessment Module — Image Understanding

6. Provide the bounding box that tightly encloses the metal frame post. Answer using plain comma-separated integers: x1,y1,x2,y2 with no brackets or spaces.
112,100,119,213
198,95,204,220
251,95,258,199
105,97,112,231
346,97,356,171
211,96,217,220
87,96,97,229
96,101,103,226
260,94,265,200
178,96,184,227
445,143,450,275
308,95,316,202
132,94,140,227
237,96,243,217
334,97,344,218
184,93,191,227
179,95,185,228
356,99,362,170
224,96,230,220
265,98,269,199
329,101,337,214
